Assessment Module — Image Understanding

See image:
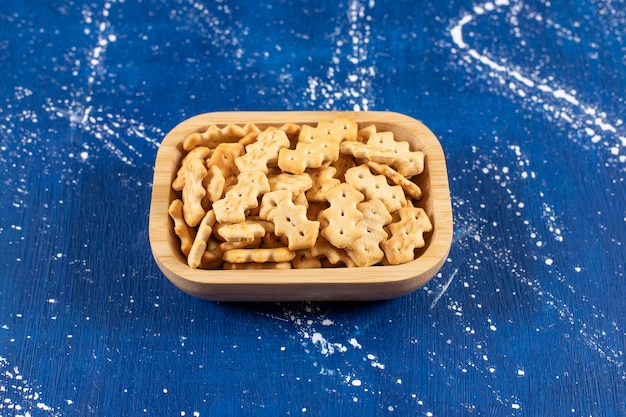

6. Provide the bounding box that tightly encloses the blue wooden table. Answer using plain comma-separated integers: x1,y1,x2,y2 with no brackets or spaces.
1,0,624,415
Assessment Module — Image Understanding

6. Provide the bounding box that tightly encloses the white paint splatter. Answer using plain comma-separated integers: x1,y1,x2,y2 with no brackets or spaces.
40,0,162,167
0,357,59,416
261,305,393,393
467,143,625,376
430,265,460,309
310,332,347,356
305,0,376,111
449,0,625,166
348,338,362,349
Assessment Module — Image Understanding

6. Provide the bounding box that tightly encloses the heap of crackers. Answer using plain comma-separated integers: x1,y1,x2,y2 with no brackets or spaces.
168,117,433,270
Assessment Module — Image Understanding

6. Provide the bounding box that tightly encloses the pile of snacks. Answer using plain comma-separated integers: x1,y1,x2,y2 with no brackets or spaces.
168,117,432,270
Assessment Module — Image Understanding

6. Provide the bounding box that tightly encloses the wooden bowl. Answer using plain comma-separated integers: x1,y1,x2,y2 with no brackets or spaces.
149,111,453,301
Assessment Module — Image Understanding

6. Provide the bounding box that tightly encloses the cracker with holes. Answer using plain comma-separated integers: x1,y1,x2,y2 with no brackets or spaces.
339,141,396,164
306,166,341,203
310,237,357,267
235,127,290,174
212,170,270,224
346,199,392,267
381,207,433,265
294,117,357,144
315,116,358,142
319,183,364,249
207,142,244,179
183,123,248,151
297,124,318,143
235,123,262,147
278,135,340,175
215,220,270,243
292,249,322,269
367,131,424,177
344,164,406,213
172,146,211,191
258,189,292,220
277,122,301,142
331,153,356,182
262,232,287,249
268,173,313,196
357,124,377,142
367,161,423,200
298,122,349,144
267,192,320,251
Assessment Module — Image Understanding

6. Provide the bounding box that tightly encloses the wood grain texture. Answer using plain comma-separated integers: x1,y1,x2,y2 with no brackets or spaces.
149,111,453,301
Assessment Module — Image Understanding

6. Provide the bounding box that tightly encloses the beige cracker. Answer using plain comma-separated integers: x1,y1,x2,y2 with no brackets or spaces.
381,207,433,265
223,247,296,264
212,170,270,224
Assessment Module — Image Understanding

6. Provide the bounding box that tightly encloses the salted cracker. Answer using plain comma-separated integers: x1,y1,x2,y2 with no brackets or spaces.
182,123,248,151
357,124,377,142
268,172,313,196
310,237,357,267
267,192,320,251
346,199,392,267
319,183,364,249
344,164,406,213
203,164,226,204
181,157,207,227
291,249,323,269
331,153,356,182
305,166,340,202
172,146,211,191
187,210,217,269
339,141,396,164
367,161,423,201
215,220,272,243
219,237,262,252
223,247,296,264
258,189,292,220
381,207,433,265
367,131,424,177
207,142,245,179
168,199,196,257
199,236,225,269
223,261,293,270
235,127,290,174
297,117,357,143
212,170,270,224
278,135,340,175
277,122,301,142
